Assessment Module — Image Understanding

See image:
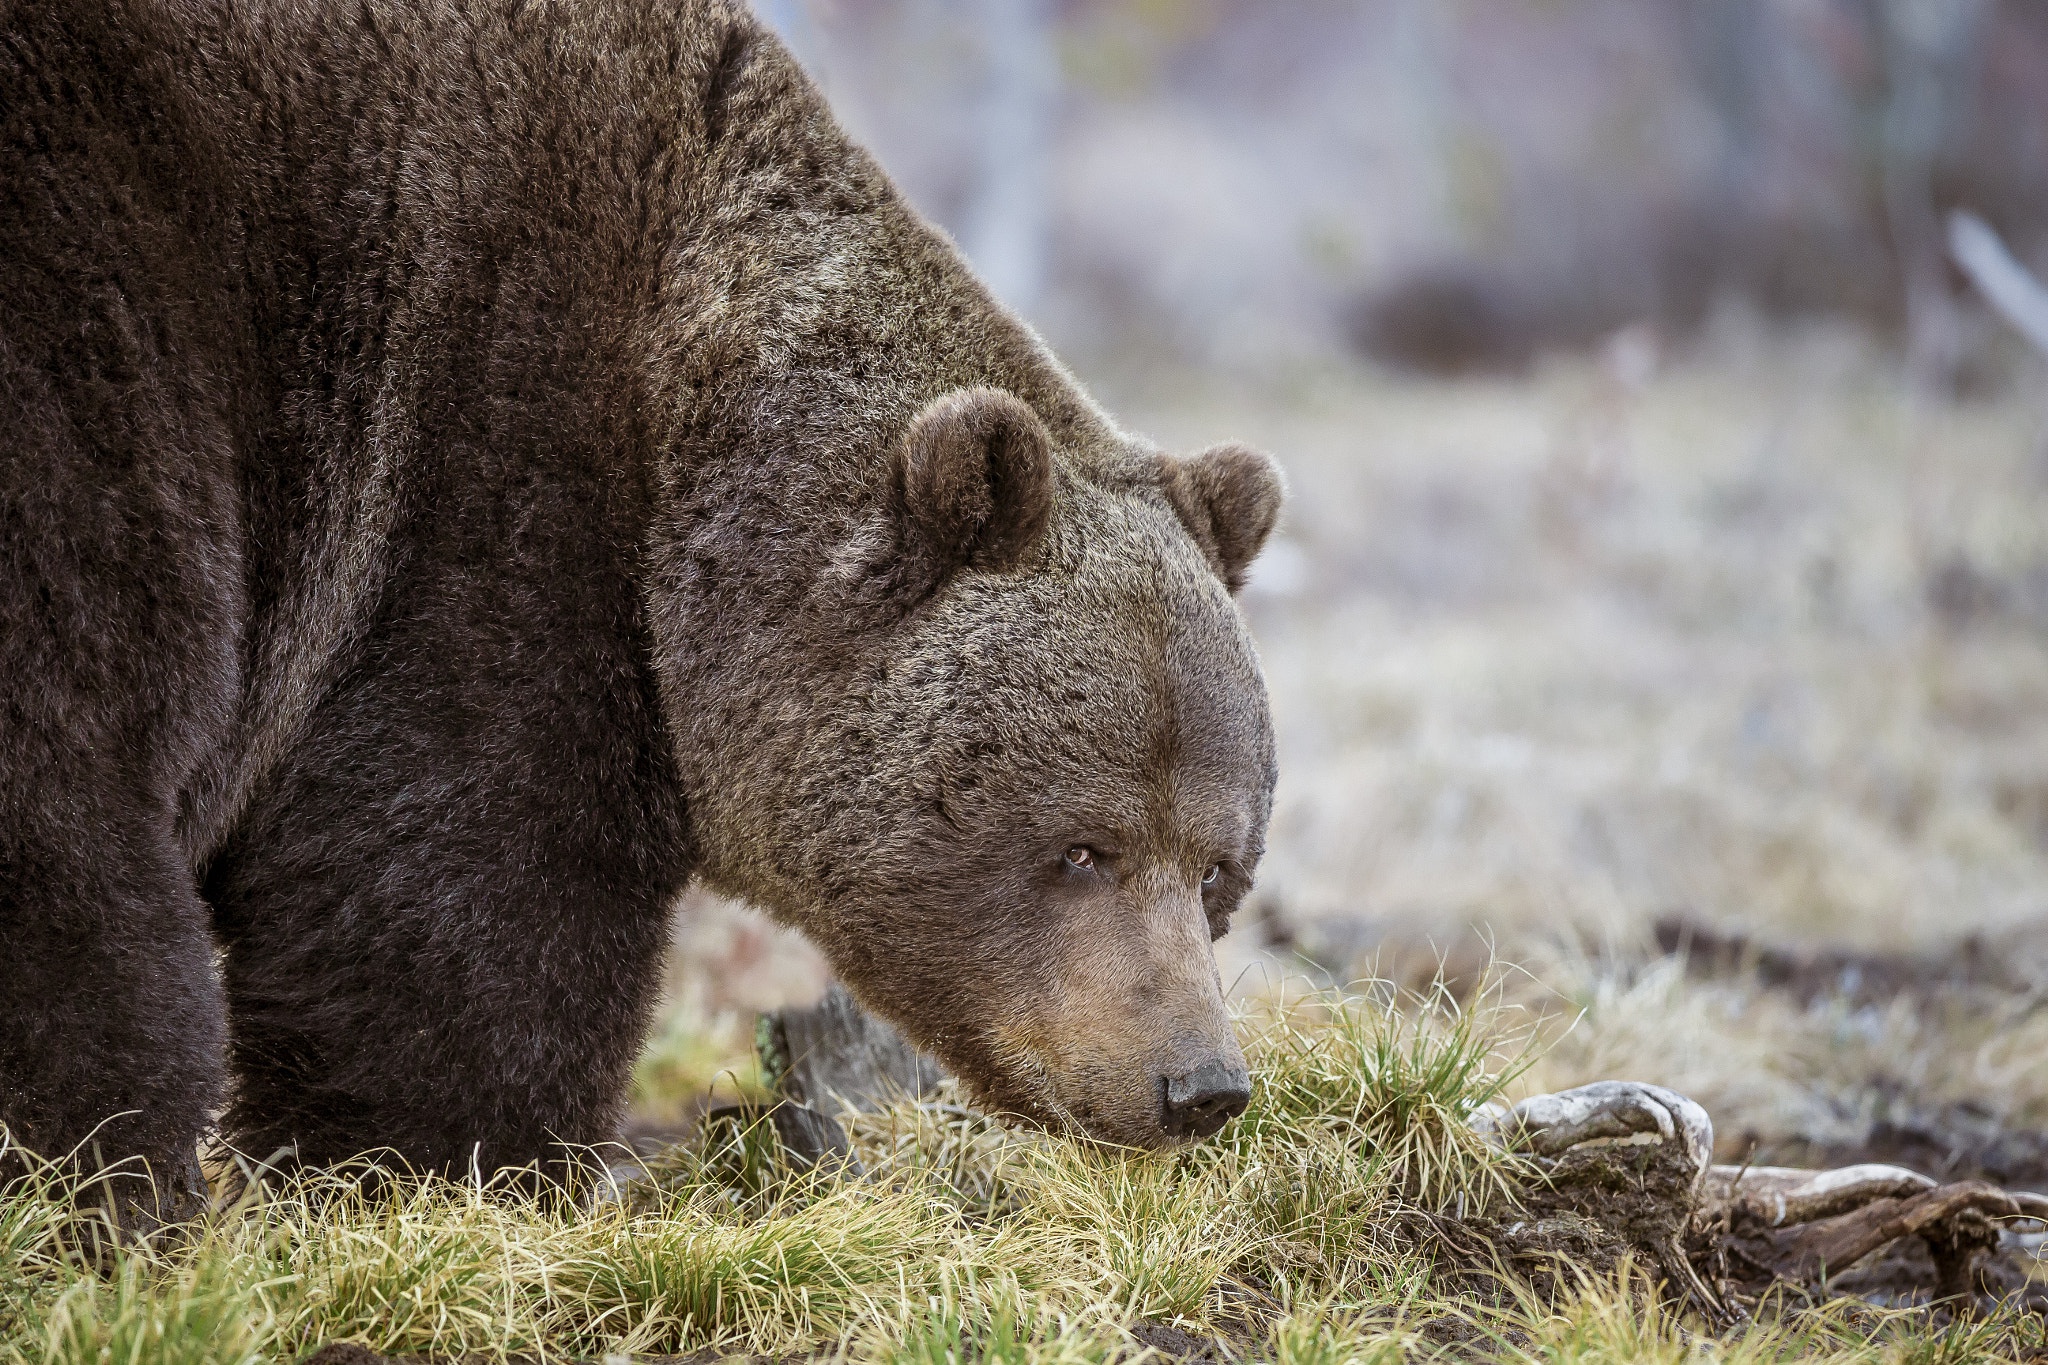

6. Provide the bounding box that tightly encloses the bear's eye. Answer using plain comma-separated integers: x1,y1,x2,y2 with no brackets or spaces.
1201,864,1221,887
1064,846,1096,871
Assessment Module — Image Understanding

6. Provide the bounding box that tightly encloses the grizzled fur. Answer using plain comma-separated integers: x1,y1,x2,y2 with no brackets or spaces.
0,0,1282,1220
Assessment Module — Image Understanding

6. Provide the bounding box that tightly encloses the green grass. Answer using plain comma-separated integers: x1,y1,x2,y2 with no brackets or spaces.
3,985,2041,1363
629,1006,767,1129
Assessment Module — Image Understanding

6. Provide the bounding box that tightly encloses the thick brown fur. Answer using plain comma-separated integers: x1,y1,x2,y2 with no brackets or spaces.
0,0,1283,1214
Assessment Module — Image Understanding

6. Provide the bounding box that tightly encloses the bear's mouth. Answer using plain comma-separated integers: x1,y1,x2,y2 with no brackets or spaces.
975,1028,1070,1127
972,1027,1198,1151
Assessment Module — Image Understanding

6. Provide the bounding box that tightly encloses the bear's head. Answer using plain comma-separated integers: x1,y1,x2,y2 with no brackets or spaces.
679,386,1282,1149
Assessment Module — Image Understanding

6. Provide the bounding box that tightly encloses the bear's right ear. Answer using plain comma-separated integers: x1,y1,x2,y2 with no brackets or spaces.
887,387,1054,598
1160,443,1285,592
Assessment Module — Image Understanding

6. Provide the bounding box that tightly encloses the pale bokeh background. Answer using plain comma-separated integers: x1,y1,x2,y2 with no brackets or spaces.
632,1,2048,1174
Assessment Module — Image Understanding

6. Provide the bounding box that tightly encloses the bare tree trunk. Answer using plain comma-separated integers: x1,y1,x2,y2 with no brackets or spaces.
1869,0,1992,391
958,0,1057,317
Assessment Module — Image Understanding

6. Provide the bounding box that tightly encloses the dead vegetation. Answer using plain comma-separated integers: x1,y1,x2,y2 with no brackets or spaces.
1104,325,2048,1188
7,980,2045,1364
7,340,2047,1358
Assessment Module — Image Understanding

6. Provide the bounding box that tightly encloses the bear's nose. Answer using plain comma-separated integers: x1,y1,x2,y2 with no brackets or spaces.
1161,1059,1251,1139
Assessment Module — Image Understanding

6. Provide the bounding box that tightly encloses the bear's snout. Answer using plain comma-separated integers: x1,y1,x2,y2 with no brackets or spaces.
1161,1057,1251,1139
976,872,1257,1149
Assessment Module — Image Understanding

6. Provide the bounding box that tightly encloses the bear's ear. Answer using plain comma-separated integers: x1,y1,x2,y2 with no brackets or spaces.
891,387,1054,590
1160,443,1285,592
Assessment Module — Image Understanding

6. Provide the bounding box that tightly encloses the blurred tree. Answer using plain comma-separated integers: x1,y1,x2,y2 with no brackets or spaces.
1679,0,1766,250
957,0,1058,316
1858,0,1992,389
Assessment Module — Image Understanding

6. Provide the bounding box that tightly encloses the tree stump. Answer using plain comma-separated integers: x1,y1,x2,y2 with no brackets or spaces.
709,983,949,1178
760,982,946,1114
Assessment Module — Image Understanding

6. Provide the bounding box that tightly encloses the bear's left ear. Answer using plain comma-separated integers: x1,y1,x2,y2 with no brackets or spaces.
888,387,1054,596
1160,443,1286,592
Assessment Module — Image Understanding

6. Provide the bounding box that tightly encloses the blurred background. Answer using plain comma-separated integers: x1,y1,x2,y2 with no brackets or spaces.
770,0,2048,386
636,0,2048,1184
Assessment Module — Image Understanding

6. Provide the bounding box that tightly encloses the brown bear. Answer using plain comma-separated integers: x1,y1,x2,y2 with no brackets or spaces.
0,0,1283,1227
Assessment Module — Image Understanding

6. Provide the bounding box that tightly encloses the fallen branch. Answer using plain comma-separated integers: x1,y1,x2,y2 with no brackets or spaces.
1770,1180,2020,1299
1948,210,2048,358
1483,1081,2048,1311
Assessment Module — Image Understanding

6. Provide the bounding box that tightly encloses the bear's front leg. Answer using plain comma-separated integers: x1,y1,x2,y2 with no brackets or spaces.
0,820,224,1234
0,320,241,1233
204,558,693,1182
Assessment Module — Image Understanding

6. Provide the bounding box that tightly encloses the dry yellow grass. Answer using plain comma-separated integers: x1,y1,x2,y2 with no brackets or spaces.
1100,326,2048,1156
11,339,2042,1359
2,989,1518,1364
641,330,2048,1163
8,985,2042,1363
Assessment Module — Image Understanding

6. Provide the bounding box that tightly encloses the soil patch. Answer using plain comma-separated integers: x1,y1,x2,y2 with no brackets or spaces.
1652,916,2036,1006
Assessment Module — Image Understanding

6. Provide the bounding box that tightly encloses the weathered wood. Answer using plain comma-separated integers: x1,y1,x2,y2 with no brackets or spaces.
1706,1162,1935,1226
1773,1181,2018,1288
1485,1080,2048,1308
762,983,946,1115
687,983,948,1178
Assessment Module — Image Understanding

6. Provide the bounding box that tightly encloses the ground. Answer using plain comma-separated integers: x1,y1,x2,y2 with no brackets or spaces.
645,317,2048,1186
5,328,2047,1360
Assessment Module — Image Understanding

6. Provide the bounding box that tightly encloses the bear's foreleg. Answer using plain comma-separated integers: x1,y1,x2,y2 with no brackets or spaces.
204,565,692,1183
0,812,227,1231
0,284,243,1231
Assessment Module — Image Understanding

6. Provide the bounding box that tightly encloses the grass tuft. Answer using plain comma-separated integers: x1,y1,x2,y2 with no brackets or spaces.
1224,978,1534,1214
